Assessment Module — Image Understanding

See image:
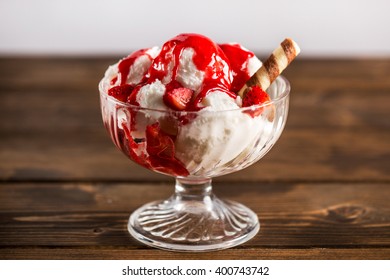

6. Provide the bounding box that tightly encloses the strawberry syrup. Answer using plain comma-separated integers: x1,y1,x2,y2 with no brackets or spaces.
148,33,233,109
219,43,255,93
111,49,153,86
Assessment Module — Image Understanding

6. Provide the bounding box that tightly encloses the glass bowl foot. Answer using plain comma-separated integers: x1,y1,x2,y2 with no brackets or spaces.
128,179,259,252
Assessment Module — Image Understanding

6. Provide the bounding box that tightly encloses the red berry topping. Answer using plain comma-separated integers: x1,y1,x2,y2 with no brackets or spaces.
242,85,271,117
163,87,193,111
108,84,134,102
126,85,142,106
122,122,189,177
122,124,151,169
146,123,175,159
242,85,270,106
145,123,189,177
219,43,255,93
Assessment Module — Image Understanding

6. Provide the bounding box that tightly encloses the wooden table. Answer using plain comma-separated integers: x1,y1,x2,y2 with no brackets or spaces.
0,58,389,260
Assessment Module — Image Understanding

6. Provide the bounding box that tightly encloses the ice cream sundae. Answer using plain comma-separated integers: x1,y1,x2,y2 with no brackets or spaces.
99,33,300,251
100,33,299,178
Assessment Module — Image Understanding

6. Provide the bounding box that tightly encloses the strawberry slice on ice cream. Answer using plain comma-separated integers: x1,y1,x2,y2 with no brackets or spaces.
163,87,194,111
242,85,271,117
108,84,134,102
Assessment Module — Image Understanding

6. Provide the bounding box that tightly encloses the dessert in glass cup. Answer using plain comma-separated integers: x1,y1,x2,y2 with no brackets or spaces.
99,34,300,251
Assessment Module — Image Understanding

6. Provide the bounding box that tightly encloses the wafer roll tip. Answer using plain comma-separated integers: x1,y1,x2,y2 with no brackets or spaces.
238,38,300,98
283,38,301,56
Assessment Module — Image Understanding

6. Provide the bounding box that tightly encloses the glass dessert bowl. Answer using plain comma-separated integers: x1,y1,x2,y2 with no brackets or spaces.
99,76,290,252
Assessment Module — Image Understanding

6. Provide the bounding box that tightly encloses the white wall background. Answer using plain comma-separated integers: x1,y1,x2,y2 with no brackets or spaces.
0,0,389,57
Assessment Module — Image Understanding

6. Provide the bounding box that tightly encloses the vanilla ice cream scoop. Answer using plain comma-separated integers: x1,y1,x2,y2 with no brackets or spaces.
101,46,160,93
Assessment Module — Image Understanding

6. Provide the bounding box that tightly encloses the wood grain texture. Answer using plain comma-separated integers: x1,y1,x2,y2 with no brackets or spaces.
2,248,389,260
0,58,389,260
0,182,389,259
0,58,389,182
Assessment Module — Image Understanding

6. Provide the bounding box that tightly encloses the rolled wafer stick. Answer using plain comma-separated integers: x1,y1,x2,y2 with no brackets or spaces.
238,38,300,98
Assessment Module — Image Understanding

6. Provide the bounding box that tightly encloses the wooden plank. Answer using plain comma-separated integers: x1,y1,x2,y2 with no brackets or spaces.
1,248,389,260
284,59,390,91
0,57,116,93
1,59,389,182
0,128,388,182
1,58,389,261
1,88,389,131
1,182,389,252
1,58,390,92
1,59,389,131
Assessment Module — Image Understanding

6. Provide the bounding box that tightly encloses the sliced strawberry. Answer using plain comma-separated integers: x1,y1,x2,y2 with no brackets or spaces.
146,123,175,159
242,85,271,117
122,123,151,169
108,84,134,102
145,123,189,177
242,85,270,106
149,155,190,177
163,87,193,111
121,121,189,176
126,85,142,106
125,85,142,132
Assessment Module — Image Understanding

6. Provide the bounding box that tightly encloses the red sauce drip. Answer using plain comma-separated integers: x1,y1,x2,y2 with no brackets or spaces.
219,43,255,93
122,122,189,177
110,76,118,85
126,85,142,131
112,49,153,86
148,33,233,109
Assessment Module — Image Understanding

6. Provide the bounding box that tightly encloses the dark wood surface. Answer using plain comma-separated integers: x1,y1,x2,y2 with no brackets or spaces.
0,57,389,259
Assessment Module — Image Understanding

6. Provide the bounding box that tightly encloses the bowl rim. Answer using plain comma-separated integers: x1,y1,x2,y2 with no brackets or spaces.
99,75,291,114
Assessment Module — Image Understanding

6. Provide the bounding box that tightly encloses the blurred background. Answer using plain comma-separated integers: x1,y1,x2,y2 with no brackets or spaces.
1,0,389,57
